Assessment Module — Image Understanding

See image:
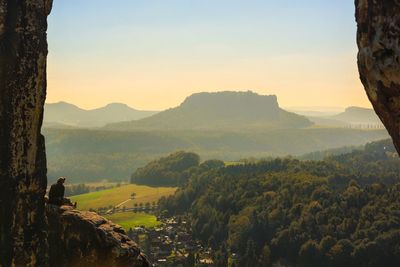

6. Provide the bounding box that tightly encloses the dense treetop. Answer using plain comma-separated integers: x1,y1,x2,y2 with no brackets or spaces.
159,139,400,267
131,151,206,186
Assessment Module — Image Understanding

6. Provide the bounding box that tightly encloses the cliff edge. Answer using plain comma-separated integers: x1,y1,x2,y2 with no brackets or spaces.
47,205,149,267
356,0,400,152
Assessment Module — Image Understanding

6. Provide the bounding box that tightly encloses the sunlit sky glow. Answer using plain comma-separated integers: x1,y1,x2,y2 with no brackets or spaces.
47,0,370,111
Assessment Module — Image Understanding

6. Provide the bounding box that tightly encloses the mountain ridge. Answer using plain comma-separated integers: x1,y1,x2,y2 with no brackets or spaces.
330,106,382,125
301,106,383,127
44,102,158,128
104,91,313,131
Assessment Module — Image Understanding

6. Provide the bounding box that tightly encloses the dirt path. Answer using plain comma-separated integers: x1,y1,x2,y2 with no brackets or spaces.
115,199,132,208
106,199,132,214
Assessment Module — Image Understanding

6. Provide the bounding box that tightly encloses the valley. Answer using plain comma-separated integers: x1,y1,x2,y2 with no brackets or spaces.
44,92,395,266
3,1,399,266
64,138,400,266
43,91,389,183
69,184,176,229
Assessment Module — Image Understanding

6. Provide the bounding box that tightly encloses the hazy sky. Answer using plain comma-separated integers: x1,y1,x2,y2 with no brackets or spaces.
47,0,370,111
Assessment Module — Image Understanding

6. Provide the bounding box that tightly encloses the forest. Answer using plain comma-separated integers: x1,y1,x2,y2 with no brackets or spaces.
131,151,225,186
159,139,400,266
44,127,388,183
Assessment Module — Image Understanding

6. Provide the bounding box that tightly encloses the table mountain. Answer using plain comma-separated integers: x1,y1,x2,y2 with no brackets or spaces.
105,91,313,131
331,106,382,125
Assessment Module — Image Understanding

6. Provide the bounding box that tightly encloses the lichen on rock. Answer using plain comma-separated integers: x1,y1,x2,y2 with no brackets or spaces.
356,0,400,153
0,1,52,266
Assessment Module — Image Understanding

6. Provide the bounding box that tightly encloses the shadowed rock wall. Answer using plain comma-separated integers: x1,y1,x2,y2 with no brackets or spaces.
356,0,400,152
0,1,52,266
0,2,149,266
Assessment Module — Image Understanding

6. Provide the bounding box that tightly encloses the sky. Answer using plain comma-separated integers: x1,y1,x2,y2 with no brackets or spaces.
47,0,370,111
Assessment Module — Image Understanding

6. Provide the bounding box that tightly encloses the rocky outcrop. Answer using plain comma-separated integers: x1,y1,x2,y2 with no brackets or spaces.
47,205,149,267
0,1,149,267
0,1,53,266
356,0,400,152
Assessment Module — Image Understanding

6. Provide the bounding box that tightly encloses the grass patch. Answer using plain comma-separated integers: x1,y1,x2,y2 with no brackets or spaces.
105,212,161,230
71,184,176,210
224,161,245,166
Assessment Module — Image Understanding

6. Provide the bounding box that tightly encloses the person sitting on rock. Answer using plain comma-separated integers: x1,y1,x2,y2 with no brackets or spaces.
48,177,76,208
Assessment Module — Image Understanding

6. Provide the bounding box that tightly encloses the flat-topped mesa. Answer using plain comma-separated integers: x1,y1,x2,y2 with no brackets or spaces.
47,205,149,267
356,0,400,152
105,91,313,130
180,91,280,117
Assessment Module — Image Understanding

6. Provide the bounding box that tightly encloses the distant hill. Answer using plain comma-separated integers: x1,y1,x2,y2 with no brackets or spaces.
295,106,383,127
331,106,382,125
131,151,201,186
105,91,313,131
286,108,342,117
300,138,397,161
44,102,158,128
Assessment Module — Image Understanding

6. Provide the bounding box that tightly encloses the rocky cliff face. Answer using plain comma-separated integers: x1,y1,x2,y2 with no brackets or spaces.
47,205,149,267
0,1,149,266
356,0,400,152
0,1,52,266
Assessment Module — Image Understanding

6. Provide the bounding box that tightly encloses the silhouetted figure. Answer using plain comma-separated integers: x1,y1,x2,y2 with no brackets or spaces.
48,177,76,207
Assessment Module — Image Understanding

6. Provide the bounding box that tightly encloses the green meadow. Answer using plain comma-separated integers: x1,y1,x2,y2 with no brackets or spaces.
224,161,245,166
104,212,161,229
70,184,176,230
71,184,176,210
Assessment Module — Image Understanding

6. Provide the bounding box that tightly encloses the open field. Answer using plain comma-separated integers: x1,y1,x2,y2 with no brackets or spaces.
80,181,125,188
71,184,176,210
104,212,160,230
224,161,245,166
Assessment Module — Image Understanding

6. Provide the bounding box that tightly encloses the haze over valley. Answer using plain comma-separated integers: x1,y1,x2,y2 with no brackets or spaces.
44,91,389,183
6,1,400,266
44,102,158,128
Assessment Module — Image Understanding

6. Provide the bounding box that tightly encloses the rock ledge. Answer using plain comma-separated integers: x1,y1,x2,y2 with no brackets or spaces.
47,205,149,267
